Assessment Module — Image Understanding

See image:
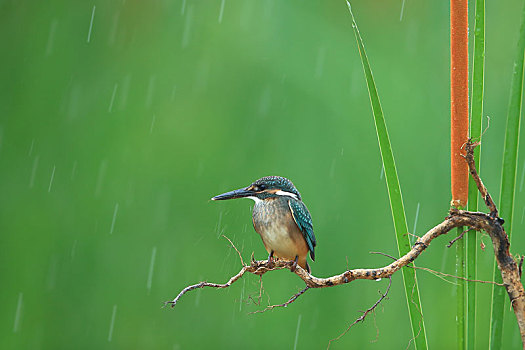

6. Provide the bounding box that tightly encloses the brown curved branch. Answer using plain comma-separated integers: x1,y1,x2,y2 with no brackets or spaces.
166,210,521,315
166,141,525,345
164,267,250,308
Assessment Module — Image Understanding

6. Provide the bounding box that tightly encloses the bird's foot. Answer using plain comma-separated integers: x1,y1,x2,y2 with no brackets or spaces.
413,241,428,249
267,260,275,269
290,256,299,272
266,251,275,269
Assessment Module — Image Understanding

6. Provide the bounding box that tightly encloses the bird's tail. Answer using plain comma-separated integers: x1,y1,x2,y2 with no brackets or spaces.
297,256,311,273
304,261,311,274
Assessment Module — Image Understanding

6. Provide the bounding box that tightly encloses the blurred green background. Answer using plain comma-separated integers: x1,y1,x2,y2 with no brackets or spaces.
1,0,524,348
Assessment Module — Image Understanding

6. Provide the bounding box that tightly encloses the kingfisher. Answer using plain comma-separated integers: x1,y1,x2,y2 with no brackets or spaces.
212,176,316,273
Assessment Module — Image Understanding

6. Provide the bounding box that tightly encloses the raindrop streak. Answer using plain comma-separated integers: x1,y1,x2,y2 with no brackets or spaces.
145,76,156,108
514,327,521,348
218,0,225,23
48,165,56,192
29,156,39,188
147,246,157,294
239,278,245,312
520,162,525,192
329,158,336,178
379,164,384,180
47,256,58,290
181,0,186,15
150,114,156,134
46,20,58,56
413,202,421,237
108,305,117,342
71,240,78,260
87,5,96,43
120,74,132,108
13,293,23,333
65,84,82,120
216,212,223,237
181,5,193,48
521,206,525,224
108,84,119,112
440,244,449,273
28,139,35,156
400,0,406,21
258,86,271,116
195,286,202,306
108,12,120,46
71,161,78,180
293,314,302,350
110,203,119,234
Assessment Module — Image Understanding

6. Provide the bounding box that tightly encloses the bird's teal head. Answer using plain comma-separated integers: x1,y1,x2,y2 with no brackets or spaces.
211,176,302,202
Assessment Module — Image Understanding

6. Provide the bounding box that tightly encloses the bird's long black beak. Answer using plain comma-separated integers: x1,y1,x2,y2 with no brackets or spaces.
211,187,254,201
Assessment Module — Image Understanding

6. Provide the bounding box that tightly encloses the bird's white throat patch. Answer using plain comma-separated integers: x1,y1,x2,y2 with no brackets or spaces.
275,190,298,200
247,196,262,203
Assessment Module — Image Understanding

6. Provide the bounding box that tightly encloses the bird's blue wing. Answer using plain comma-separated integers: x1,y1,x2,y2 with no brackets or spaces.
288,199,316,260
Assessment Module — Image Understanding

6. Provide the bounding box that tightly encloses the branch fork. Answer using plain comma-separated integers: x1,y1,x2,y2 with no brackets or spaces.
167,141,525,346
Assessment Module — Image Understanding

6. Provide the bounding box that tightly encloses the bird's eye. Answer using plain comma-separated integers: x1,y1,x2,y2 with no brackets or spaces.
258,184,266,191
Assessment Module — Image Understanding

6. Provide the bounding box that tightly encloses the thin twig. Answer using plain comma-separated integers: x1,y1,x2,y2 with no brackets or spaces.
222,235,245,266
478,115,490,140
167,211,507,306
406,283,424,350
447,228,471,247
167,140,525,346
327,277,392,349
414,266,504,286
247,276,265,306
465,140,498,217
249,286,310,314
370,251,503,286
165,266,249,307
406,232,422,241
405,284,423,350
370,251,398,260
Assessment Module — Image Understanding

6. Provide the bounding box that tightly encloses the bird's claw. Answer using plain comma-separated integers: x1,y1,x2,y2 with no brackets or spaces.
267,257,275,269
413,241,428,249
290,256,299,272
266,251,276,269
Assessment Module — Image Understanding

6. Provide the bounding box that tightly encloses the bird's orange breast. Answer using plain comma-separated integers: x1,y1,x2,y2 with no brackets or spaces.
252,198,309,269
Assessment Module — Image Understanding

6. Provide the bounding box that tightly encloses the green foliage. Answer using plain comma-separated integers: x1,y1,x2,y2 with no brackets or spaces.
490,1,525,348
1,2,524,349
346,2,428,349
457,225,466,350
467,0,485,348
